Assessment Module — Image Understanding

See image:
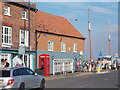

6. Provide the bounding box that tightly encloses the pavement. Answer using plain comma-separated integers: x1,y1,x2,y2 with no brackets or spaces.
44,70,111,80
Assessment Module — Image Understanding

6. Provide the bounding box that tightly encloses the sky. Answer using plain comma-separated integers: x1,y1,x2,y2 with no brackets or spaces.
35,1,118,60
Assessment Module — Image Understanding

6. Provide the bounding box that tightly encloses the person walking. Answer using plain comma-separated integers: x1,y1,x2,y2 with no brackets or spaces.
5,62,10,68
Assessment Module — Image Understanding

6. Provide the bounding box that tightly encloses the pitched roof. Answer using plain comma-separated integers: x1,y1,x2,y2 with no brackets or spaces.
36,10,85,39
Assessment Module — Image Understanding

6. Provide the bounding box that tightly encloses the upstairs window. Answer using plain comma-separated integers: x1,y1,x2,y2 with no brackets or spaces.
73,44,77,52
2,26,12,45
22,10,27,19
48,41,54,51
20,29,29,46
4,5,11,16
61,42,66,52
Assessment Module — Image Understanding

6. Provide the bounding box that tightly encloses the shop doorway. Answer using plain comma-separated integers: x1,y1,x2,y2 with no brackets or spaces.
39,54,50,76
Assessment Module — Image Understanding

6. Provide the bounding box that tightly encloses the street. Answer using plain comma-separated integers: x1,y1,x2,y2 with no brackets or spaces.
45,71,119,88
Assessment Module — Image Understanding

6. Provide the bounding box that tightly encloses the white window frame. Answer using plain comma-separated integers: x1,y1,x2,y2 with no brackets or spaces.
22,10,27,20
48,41,54,51
20,29,29,47
4,5,11,16
2,26,12,45
0,53,11,67
61,42,66,52
73,43,77,52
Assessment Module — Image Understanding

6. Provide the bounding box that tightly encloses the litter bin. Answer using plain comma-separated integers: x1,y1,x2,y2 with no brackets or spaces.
35,68,44,75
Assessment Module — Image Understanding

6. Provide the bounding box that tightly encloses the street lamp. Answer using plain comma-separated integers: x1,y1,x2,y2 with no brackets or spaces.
28,0,31,68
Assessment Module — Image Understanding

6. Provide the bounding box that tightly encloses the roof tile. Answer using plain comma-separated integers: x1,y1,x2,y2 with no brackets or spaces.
36,10,85,39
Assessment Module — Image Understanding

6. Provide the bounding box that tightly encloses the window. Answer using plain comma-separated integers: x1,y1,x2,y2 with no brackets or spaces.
61,42,66,52
26,68,35,75
4,5,11,16
73,44,77,52
48,41,54,51
22,10,27,19
2,26,12,45
20,68,29,75
0,70,10,77
1,54,9,61
20,29,29,46
13,69,21,76
0,54,11,67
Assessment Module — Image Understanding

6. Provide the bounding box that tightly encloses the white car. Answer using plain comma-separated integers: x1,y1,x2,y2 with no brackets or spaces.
0,67,45,90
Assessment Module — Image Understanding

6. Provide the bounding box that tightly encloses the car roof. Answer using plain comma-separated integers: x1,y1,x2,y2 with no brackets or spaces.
0,67,28,71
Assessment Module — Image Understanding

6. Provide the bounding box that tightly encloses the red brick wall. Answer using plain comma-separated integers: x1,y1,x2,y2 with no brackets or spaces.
1,2,36,50
37,33,85,52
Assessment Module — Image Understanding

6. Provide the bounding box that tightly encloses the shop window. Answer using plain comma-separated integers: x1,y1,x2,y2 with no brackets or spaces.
0,54,11,67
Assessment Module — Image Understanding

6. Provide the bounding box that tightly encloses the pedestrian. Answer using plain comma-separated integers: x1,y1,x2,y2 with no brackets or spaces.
15,62,22,67
84,62,87,72
82,61,85,72
5,62,9,68
1,59,6,67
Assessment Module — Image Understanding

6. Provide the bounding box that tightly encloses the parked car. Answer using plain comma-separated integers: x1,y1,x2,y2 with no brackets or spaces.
0,67,45,90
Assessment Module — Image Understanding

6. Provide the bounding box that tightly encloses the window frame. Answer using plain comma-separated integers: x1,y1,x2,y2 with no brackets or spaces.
48,41,54,51
73,43,77,52
22,10,27,20
2,26,12,45
61,42,66,52
19,29,29,47
0,53,11,67
4,5,11,16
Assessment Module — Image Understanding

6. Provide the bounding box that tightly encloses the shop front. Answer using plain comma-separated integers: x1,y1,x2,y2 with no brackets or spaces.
0,49,35,70
37,50,85,75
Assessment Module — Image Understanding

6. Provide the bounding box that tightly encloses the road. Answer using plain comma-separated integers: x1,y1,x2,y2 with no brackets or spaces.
45,71,119,88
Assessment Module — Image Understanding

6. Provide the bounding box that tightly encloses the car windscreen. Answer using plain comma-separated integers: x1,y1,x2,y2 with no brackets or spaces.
0,70,10,77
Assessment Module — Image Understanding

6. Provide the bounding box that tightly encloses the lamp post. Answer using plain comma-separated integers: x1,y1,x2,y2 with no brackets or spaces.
28,0,31,68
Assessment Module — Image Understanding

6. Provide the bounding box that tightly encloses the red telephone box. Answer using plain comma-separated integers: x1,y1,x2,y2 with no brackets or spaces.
39,54,50,76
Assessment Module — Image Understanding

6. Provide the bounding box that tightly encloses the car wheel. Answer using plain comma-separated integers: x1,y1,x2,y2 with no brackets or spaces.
19,83,25,90
40,79,45,90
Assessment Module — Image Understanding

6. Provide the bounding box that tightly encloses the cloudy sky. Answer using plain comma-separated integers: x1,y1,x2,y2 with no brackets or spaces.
36,1,118,60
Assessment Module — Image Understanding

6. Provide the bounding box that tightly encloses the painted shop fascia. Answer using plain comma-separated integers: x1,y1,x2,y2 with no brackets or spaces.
37,50,84,75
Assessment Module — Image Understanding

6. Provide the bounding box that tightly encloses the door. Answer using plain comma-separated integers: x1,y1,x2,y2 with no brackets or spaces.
39,54,50,76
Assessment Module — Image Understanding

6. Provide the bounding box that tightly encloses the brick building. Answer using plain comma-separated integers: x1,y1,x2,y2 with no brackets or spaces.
0,1,85,75
36,11,85,75
0,1,37,70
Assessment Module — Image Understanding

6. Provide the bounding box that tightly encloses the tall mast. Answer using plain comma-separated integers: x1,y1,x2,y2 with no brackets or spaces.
88,9,92,61
108,20,111,55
